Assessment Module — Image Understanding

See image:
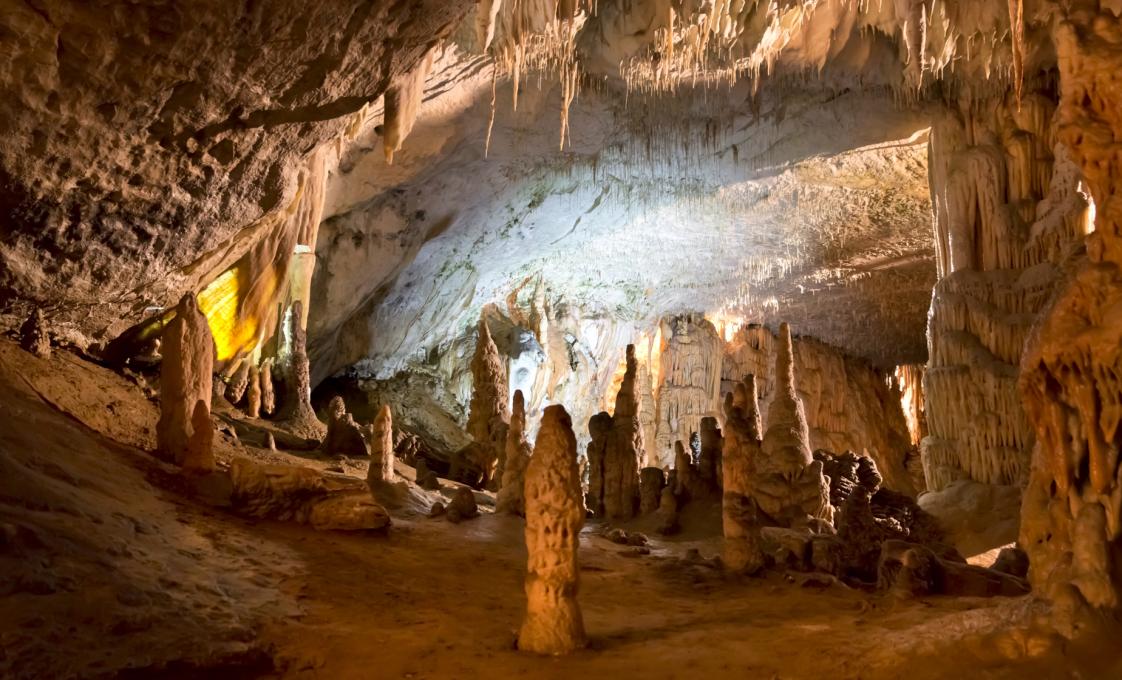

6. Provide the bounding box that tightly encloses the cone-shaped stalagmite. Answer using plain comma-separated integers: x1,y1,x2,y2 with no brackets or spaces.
497,390,532,515
518,404,585,655
157,293,215,472
722,376,764,573
604,344,645,520
757,323,832,524
761,323,811,472
367,404,394,484
467,317,509,487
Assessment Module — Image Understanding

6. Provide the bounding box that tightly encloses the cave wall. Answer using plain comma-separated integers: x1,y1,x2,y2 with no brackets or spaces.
922,93,1090,493
0,0,471,341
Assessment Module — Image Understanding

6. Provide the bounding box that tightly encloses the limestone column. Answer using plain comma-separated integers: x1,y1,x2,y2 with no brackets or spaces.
157,293,215,473
518,404,585,655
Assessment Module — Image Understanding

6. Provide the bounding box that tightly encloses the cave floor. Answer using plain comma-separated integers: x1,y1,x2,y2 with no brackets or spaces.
0,339,1113,679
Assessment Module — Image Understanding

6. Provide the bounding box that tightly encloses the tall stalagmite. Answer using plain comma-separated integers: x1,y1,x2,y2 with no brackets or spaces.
518,404,585,656
603,344,645,520
467,317,510,487
699,416,722,490
157,294,215,473
756,324,832,524
497,390,532,515
367,405,395,484
278,301,324,438
585,411,613,516
722,376,764,573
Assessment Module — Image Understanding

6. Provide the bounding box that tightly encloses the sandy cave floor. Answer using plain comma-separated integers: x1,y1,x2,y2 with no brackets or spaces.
0,338,1118,680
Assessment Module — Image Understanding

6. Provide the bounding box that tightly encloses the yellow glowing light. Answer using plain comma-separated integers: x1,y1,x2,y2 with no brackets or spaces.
197,266,264,362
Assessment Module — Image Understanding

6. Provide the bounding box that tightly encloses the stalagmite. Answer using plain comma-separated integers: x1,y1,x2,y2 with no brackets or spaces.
226,362,250,404
260,360,275,416
157,294,215,472
466,317,510,488
277,301,323,438
673,440,697,500
497,390,532,515
19,308,50,359
246,364,262,418
585,411,613,516
322,396,368,458
367,405,395,484
657,484,680,535
721,383,764,574
518,404,585,656
639,467,665,515
604,344,645,520
755,323,832,524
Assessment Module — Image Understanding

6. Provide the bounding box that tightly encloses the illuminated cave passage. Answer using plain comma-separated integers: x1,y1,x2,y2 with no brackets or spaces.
1,2,1121,678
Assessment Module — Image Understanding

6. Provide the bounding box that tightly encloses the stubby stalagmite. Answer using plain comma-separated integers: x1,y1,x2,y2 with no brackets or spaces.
518,404,585,656
367,404,395,484
157,293,215,473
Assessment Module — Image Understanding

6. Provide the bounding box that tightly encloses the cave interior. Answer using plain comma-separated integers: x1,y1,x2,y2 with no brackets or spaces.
2,1,1122,678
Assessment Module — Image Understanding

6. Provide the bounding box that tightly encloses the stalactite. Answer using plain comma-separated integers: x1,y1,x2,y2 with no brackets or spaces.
383,47,437,164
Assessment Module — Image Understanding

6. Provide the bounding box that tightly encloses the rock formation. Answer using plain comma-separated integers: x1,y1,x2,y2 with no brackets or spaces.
260,360,275,416
721,377,764,574
157,294,215,472
466,317,509,488
497,390,532,516
698,416,722,490
246,364,262,418
518,404,585,655
673,440,698,500
225,363,250,405
322,397,368,458
19,308,50,359
277,301,324,439
366,405,395,484
603,344,645,520
755,323,832,525
639,467,665,515
653,315,723,466
447,487,479,523
585,411,613,516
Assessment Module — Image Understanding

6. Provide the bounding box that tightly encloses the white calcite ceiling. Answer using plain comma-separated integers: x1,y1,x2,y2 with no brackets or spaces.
307,45,936,384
